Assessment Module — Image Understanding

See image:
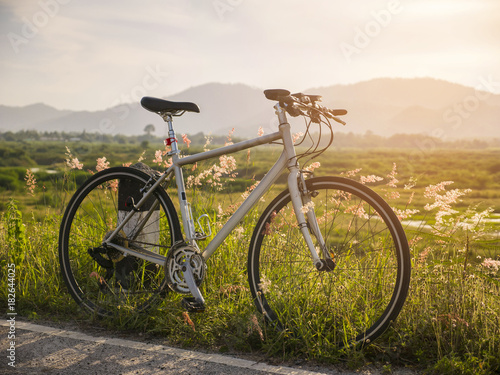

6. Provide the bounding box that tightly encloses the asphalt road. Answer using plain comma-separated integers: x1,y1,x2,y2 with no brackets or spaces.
0,320,417,375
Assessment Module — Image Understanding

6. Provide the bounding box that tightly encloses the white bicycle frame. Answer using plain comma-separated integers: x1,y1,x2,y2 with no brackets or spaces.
104,103,327,271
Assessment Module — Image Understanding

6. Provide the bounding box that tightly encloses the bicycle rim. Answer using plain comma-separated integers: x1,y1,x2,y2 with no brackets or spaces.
248,176,410,348
59,167,180,316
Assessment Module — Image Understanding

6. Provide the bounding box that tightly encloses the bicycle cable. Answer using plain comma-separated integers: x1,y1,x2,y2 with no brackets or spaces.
277,92,343,169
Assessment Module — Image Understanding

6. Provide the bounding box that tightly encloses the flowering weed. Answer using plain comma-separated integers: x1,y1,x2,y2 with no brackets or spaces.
1,138,499,374
24,169,37,196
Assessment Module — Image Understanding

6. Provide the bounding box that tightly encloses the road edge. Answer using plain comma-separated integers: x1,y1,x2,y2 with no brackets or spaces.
1,320,332,375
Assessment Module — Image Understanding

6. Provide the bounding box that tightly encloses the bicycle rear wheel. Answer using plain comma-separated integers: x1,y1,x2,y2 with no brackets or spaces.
248,176,410,347
59,167,182,316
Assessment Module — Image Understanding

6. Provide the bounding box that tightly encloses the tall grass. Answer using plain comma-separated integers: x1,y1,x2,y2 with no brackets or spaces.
1,147,499,374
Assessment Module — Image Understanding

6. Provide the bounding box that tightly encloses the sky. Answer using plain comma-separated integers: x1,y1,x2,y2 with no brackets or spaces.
0,0,499,111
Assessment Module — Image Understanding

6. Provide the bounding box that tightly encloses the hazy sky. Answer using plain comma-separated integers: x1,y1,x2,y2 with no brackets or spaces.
1,0,499,111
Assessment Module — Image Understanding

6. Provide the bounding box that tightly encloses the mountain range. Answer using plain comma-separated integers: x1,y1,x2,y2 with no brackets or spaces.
1,78,499,139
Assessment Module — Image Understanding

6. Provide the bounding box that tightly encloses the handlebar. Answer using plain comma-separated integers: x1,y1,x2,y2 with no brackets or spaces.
263,89,347,126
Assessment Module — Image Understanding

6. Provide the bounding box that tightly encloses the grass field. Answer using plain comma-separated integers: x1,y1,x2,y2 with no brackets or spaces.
1,136,500,374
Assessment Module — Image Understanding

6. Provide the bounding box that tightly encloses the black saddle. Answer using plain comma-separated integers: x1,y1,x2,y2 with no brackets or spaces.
141,96,200,114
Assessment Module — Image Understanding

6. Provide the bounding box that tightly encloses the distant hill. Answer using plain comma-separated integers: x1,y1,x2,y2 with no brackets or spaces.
0,103,72,131
1,78,499,139
310,77,500,138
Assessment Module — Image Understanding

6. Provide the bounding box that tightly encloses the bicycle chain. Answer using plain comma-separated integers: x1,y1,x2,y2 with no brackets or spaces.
126,238,171,251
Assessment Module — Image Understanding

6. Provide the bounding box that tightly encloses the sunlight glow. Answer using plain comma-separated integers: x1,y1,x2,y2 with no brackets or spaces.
406,0,482,16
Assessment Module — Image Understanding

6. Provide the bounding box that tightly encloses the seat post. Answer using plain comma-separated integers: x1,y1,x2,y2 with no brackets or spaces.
161,112,195,243
162,113,180,156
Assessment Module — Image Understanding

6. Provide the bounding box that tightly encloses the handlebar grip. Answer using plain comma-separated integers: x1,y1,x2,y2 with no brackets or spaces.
332,116,346,125
330,109,348,116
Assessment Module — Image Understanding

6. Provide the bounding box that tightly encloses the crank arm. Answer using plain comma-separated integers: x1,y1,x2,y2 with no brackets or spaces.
182,260,205,305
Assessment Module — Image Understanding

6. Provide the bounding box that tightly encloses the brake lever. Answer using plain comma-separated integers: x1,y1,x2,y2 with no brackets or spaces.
315,105,347,125
330,115,346,125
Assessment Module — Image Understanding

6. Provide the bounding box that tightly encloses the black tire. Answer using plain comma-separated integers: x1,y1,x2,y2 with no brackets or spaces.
59,167,182,316
248,176,410,347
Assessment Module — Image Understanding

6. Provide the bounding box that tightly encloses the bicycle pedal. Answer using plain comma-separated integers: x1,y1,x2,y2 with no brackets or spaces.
181,297,206,313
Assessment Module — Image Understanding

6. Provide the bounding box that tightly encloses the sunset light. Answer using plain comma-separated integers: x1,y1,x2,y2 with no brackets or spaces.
1,2,499,374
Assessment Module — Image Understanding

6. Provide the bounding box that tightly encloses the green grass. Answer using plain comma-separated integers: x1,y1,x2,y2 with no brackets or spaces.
1,143,500,374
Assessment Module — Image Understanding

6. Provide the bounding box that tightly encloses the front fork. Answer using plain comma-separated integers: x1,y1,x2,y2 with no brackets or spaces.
288,169,336,271
274,102,335,272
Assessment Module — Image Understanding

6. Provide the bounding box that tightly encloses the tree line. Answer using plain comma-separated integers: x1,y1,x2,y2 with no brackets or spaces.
1,129,499,150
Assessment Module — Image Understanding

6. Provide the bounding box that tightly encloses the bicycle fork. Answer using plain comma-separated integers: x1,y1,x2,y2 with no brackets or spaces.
287,169,336,271
275,103,335,272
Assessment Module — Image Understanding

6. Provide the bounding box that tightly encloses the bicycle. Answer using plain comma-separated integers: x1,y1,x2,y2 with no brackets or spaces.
58,89,411,347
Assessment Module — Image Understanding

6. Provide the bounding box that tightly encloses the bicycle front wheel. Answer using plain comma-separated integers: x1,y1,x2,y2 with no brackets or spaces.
248,176,410,347
59,167,182,316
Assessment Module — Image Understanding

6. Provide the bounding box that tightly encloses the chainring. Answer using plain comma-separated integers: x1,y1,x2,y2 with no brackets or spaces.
165,242,206,294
